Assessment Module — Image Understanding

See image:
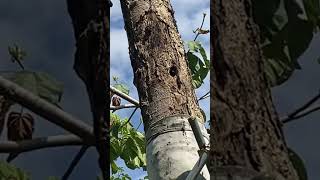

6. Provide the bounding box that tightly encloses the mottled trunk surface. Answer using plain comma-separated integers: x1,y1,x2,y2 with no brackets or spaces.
210,1,298,179
0,95,12,136
120,0,203,130
120,0,209,179
66,0,110,179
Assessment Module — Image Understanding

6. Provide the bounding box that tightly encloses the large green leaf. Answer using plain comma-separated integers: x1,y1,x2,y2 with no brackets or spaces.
187,41,201,53
288,148,308,180
253,0,281,42
186,41,210,89
0,71,63,106
285,0,314,63
120,130,146,169
253,0,316,86
111,161,121,174
262,27,296,86
110,113,146,171
0,161,30,180
303,0,320,28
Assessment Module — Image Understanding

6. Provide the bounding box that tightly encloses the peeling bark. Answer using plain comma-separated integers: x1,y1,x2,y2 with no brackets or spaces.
210,1,298,179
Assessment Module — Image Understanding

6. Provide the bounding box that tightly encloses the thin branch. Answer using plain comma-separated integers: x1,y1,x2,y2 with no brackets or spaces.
110,104,137,111
282,105,320,123
136,117,142,130
193,13,207,41
110,86,139,106
62,145,89,180
122,107,138,127
109,107,138,133
198,91,210,101
0,135,92,153
286,91,320,119
0,76,94,142
281,90,320,123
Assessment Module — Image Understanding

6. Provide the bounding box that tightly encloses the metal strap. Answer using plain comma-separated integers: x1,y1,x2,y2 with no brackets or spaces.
145,114,194,144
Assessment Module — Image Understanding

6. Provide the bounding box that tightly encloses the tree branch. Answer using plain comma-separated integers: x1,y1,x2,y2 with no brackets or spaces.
0,135,92,153
281,90,320,123
110,86,139,106
282,105,320,123
193,13,207,41
0,76,94,142
198,91,210,101
62,145,89,180
288,91,320,118
110,104,136,111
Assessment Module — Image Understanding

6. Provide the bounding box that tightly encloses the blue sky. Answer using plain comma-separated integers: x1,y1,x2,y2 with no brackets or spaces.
110,0,210,179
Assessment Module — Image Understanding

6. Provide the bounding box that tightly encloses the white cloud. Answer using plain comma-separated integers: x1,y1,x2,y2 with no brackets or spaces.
111,0,123,22
110,29,132,82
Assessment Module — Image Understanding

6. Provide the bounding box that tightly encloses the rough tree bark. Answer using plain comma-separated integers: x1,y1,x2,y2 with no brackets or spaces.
120,0,209,179
66,0,109,179
210,1,299,179
0,96,12,136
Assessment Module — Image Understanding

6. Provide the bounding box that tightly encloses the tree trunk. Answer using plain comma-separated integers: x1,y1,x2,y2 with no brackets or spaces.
66,0,110,179
0,95,12,136
120,0,209,179
210,1,299,179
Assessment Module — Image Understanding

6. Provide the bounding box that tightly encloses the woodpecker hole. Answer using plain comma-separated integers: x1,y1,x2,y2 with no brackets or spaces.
169,66,178,77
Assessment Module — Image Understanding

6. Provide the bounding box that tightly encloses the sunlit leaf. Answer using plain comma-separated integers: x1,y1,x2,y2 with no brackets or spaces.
113,83,130,95
0,161,30,180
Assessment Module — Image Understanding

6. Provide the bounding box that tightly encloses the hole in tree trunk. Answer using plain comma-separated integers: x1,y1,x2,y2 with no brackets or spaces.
169,66,178,77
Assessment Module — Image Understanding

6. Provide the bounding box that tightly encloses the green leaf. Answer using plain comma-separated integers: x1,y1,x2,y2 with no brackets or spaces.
120,130,146,169
0,161,30,180
287,19,314,62
262,31,296,87
186,42,210,89
253,0,282,42
187,52,200,73
197,43,208,63
34,72,63,105
111,161,121,174
192,77,203,89
254,0,316,86
110,112,146,171
187,41,201,52
285,0,314,64
12,71,38,95
8,44,27,63
303,0,320,28
288,148,308,180
262,18,313,86
114,83,130,95
0,71,63,106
